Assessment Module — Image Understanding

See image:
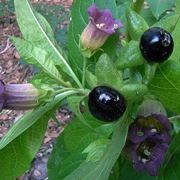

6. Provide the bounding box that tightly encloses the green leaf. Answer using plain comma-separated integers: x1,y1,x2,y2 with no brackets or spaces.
14,0,82,88
163,150,180,180
176,0,180,13
86,70,98,88
117,1,132,29
67,95,96,131
63,105,131,180
153,14,180,32
116,41,144,69
140,8,157,26
48,134,87,180
147,0,175,20
148,61,180,114
158,133,180,179
118,159,156,180
30,71,59,91
126,8,149,41
171,15,180,61
11,37,70,87
0,114,48,180
48,112,103,179
95,53,123,89
63,114,103,152
82,138,109,163
0,90,78,149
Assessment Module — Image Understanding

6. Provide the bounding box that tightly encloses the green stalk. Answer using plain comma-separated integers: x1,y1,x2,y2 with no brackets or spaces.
169,115,180,121
82,57,87,87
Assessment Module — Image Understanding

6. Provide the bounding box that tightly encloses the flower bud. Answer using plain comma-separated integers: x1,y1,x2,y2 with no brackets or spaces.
80,3,123,57
0,80,42,111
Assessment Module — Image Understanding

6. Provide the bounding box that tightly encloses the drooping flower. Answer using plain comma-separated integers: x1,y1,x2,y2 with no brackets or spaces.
125,100,171,176
0,80,41,111
80,3,123,57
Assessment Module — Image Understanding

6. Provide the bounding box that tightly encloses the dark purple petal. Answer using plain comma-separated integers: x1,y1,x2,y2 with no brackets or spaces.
150,132,171,143
151,114,171,131
87,3,101,21
134,162,144,172
128,123,148,143
151,144,168,163
114,19,123,29
144,161,159,176
87,3,123,34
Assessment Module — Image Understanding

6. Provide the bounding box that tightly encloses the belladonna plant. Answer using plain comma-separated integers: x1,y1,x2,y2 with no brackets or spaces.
80,3,123,57
125,100,171,176
0,80,42,111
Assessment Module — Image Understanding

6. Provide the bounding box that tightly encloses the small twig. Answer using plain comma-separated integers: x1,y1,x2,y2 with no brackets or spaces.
169,115,180,121
0,38,12,55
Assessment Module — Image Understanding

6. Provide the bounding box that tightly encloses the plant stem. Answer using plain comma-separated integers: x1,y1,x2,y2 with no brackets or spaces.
54,88,90,97
169,115,180,121
132,0,145,14
82,57,87,87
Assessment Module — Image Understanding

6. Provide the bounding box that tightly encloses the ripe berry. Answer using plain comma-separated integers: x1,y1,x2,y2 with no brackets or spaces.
88,86,126,122
140,27,174,63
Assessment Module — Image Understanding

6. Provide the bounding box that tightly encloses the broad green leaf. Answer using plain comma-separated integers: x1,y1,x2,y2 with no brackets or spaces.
48,134,87,180
14,0,82,88
140,8,157,26
148,61,180,114
0,114,48,180
0,90,78,149
117,1,131,28
158,133,180,179
48,112,104,179
153,14,180,32
163,150,180,180
63,106,131,180
126,8,149,41
96,53,123,89
116,41,144,69
171,15,180,61
48,110,114,180
30,70,59,92
120,84,148,101
147,0,175,20
67,95,96,131
63,113,103,152
83,138,109,163
11,37,70,87
176,0,180,13
119,159,156,180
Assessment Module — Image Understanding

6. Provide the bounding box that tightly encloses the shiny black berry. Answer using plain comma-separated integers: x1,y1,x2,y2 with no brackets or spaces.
88,86,126,122
140,27,174,63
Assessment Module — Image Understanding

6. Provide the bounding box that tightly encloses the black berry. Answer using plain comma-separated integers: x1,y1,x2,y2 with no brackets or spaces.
140,27,174,63
88,86,126,122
